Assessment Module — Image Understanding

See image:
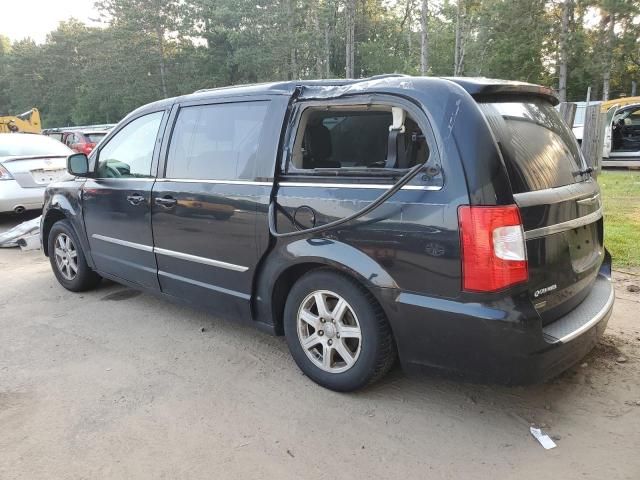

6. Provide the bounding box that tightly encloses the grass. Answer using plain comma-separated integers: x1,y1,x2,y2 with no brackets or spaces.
599,169,640,268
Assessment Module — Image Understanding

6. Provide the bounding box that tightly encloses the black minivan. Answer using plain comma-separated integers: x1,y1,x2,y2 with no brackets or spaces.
42,76,614,391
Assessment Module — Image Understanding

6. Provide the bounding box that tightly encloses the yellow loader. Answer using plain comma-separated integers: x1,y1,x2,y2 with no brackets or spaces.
0,108,42,134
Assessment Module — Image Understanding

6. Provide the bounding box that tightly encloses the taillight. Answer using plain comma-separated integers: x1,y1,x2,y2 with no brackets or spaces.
82,143,96,154
458,205,528,292
0,163,14,180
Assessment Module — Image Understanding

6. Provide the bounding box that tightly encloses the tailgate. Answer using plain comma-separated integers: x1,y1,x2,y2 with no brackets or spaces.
1,155,67,188
515,181,603,324
478,99,603,323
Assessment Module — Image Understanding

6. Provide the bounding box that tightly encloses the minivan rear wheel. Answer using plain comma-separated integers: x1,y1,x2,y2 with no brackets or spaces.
48,220,101,292
284,269,396,391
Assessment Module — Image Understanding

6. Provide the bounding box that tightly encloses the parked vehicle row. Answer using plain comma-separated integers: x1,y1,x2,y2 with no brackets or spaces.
43,124,114,155
0,124,114,214
569,96,640,168
41,76,613,391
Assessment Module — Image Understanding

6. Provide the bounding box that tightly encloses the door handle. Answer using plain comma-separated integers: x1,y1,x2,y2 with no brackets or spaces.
126,193,145,206
155,196,177,208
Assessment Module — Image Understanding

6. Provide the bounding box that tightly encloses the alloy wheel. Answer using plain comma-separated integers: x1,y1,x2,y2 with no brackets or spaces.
296,290,362,374
53,233,78,281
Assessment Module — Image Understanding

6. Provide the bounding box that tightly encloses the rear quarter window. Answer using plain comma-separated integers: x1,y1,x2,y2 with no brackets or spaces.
479,100,585,193
86,133,107,143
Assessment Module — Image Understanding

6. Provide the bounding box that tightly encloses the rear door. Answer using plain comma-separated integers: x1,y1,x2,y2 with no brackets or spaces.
479,100,605,323
82,110,167,289
151,97,285,318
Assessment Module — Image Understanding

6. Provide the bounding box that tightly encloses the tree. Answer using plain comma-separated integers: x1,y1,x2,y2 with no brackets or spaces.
420,0,429,75
0,35,12,113
454,0,464,76
345,0,356,77
557,0,574,102
96,0,187,98
1,0,639,127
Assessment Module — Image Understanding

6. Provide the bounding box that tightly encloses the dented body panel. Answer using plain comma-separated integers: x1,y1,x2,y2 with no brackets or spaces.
41,76,613,384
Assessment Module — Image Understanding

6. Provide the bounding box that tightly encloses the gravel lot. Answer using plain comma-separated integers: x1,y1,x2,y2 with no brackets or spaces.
1,213,639,479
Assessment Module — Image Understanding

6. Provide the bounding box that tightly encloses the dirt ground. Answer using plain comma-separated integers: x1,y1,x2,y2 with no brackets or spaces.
1,213,639,480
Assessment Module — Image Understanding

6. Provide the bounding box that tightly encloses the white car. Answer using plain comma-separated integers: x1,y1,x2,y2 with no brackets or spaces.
572,102,587,143
0,133,72,213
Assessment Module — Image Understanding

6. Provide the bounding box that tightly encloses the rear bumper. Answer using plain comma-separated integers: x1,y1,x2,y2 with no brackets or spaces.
382,271,614,385
0,180,44,213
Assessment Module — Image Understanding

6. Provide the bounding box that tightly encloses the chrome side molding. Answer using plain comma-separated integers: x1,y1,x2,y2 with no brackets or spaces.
91,234,248,272
524,207,603,240
279,181,441,191
156,178,272,186
91,234,154,252
513,180,598,208
154,247,249,272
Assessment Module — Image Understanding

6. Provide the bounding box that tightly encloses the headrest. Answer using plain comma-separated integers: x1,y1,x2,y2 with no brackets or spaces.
306,124,332,161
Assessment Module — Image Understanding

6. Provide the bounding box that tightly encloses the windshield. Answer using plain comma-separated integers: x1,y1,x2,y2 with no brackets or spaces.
479,100,585,193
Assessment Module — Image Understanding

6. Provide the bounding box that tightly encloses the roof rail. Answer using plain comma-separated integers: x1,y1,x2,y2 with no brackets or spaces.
194,82,273,94
358,74,410,81
193,74,412,95
42,123,117,133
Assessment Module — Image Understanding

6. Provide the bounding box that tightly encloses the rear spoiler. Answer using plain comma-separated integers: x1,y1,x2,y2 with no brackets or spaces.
445,77,559,106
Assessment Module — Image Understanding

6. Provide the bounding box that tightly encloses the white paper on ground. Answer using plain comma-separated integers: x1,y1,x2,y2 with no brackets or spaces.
530,427,557,449
529,427,557,450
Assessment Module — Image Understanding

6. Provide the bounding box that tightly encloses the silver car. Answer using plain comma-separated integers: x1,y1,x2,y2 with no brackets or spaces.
0,133,72,213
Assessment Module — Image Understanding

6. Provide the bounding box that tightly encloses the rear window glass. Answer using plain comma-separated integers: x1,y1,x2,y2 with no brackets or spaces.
0,134,72,157
86,133,107,143
479,100,585,193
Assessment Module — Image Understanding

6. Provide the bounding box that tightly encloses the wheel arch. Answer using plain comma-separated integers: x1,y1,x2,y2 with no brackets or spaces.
41,192,93,268
42,209,68,256
254,238,399,335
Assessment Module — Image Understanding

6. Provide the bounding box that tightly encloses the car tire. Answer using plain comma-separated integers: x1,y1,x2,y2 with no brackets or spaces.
284,269,396,392
48,219,101,292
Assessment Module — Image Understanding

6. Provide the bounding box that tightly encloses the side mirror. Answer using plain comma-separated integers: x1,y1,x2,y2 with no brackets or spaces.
67,153,91,177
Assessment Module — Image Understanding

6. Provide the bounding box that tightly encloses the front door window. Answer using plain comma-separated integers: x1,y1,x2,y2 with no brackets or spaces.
96,111,163,178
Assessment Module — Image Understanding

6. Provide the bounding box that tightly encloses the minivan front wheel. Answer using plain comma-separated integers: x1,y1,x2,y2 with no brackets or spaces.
48,220,101,292
284,269,396,391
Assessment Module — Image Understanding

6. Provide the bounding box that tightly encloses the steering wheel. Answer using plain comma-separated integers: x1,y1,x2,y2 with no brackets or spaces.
97,160,123,178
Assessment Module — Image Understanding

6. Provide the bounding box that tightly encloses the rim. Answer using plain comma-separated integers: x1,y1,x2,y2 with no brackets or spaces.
296,290,362,374
53,233,78,281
